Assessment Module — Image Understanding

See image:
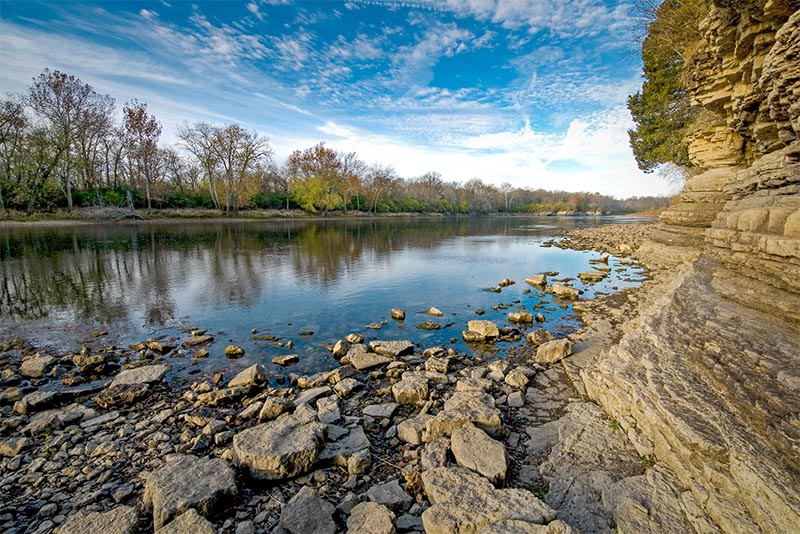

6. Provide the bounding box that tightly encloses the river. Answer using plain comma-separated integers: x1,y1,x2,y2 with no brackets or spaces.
0,216,647,379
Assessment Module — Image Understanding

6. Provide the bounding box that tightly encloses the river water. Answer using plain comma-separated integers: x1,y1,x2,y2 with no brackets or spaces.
0,216,646,378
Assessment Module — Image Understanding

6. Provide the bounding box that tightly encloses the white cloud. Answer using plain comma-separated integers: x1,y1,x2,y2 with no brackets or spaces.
246,2,264,21
140,9,158,20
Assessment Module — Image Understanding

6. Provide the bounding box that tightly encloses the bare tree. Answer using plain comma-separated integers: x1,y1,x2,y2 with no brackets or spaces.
123,100,162,210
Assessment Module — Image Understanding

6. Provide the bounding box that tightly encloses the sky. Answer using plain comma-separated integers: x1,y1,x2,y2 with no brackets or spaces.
0,0,676,199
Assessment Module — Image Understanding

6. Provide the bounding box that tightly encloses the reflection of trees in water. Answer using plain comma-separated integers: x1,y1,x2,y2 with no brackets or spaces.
0,217,588,324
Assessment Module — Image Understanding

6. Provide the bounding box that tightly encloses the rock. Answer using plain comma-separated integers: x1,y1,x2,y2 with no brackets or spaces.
526,330,555,346
232,414,327,480
347,502,397,534
507,391,525,407
259,397,294,420
297,371,333,389
110,364,169,386
55,505,137,534
391,309,406,320
349,348,392,371
182,334,214,348
397,514,424,531
525,274,547,286
157,508,215,534
421,438,451,470
147,340,177,353
392,377,429,405
294,386,332,407
425,391,503,439
280,486,335,534
334,377,362,397
345,333,365,344
499,278,515,287
425,356,450,374
143,454,237,529
348,448,373,475
328,366,354,384
535,339,573,365
423,306,444,316
504,367,531,389
508,312,533,323
551,284,579,299
397,414,433,445
421,467,556,534
196,386,249,406
465,320,500,340
478,519,575,533
272,354,299,366
317,395,341,424
416,321,443,330
73,352,110,374
451,423,508,483
224,345,245,358
94,383,149,408
228,364,269,388
366,479,413,511
20,353,55,378
363,403,398,418
370,340,414,357
333,340,350,358
578,271,607,283
0,436,30,457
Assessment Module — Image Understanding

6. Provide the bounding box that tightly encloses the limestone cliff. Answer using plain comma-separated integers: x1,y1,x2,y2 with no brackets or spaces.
584,3,800,533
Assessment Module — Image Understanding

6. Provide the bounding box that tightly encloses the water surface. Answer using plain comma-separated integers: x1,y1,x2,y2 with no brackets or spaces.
0,217,646,378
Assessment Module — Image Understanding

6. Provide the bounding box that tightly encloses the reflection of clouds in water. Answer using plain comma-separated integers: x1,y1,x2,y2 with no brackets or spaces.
0,218,645,365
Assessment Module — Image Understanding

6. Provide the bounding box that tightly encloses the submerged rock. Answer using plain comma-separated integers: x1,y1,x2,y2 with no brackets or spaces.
224,345,245,358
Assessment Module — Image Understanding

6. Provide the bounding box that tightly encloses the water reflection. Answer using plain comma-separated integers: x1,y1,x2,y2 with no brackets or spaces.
0,217,646,370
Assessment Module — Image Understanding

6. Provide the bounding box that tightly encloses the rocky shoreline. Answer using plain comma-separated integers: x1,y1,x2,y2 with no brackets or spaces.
0,221,693,534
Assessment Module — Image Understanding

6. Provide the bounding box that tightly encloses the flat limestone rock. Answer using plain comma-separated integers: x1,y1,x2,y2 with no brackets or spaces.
143,455,237,530
421,467,556,534
363,402,398,418
156,508,215,534
347,502,397,534
535,339,573,365
110,364,169,387
525,274,547,286
370,340,414,357
397,414,433,445
55,505,137,534
451,423,508,483
349,350,392,371
228,363,269,388
551,284,579,299
426,391,502,439
366,479,413,511
20,353,55,378
233,414,327,480
479,519,575,534
280,486,335,534
319,425,370,466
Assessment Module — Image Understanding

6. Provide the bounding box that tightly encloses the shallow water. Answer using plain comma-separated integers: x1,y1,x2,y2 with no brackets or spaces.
0,216,646,378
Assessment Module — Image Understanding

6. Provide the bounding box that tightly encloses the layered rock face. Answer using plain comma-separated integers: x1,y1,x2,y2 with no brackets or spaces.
587,3,800,533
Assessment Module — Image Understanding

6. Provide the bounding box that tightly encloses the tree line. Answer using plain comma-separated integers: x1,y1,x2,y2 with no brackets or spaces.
1,69,670,217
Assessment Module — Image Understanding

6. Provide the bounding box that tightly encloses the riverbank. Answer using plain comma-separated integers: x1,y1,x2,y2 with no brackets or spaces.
0,206,659,228
0,220,701,534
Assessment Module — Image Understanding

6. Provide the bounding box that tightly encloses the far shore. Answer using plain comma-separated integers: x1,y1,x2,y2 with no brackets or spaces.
0,207,661,228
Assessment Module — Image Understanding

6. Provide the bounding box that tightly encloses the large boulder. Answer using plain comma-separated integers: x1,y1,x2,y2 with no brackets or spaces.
143,455,237,530
451,424,508,483
421,467,556,534
280,486,335,534
535,339,573,365
233,414,327,480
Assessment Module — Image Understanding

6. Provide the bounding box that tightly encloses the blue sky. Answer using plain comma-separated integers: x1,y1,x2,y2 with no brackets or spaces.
0,0,676,198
